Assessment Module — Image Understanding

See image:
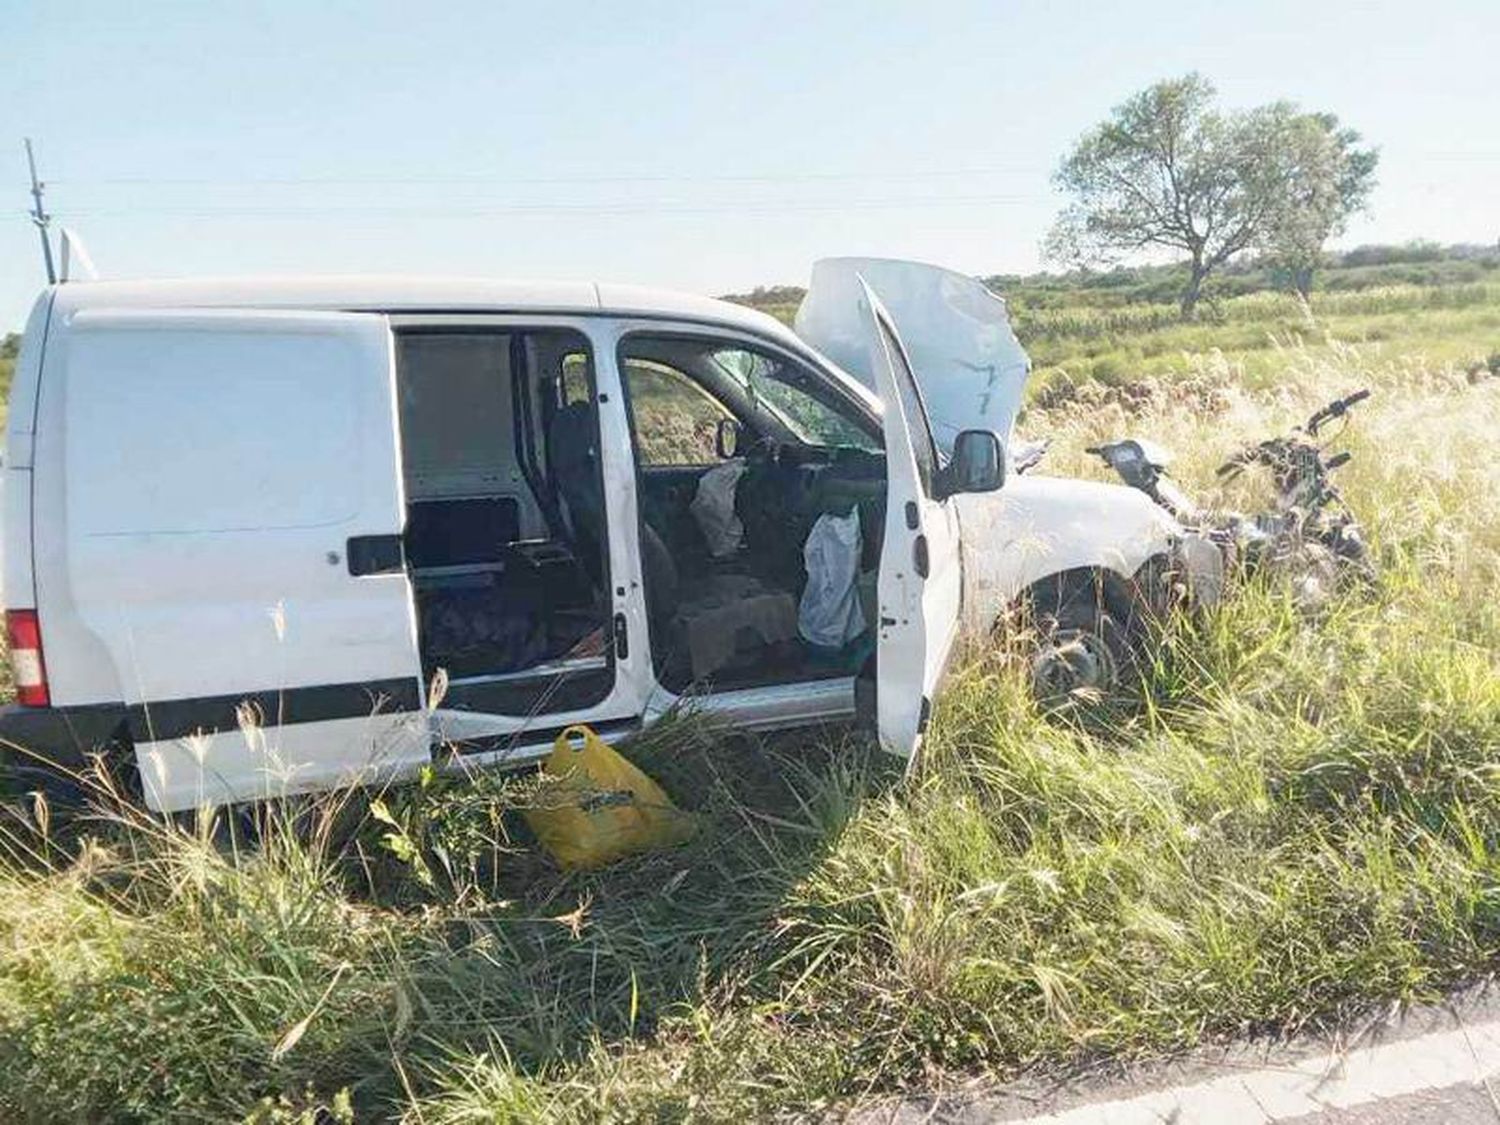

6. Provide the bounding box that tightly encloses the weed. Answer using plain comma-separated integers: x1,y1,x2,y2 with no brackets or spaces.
2,290,1499,1120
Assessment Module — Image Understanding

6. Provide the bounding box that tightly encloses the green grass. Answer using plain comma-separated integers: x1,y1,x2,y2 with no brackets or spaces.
1017,283,1500,394
726,248,1500,398
3,278,1500,1120
0,333,18,425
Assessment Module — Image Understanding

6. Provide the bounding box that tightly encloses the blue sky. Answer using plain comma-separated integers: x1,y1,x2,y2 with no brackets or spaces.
3,0,1497,330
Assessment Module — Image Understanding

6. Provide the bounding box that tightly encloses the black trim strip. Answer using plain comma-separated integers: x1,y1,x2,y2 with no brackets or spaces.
127,677,422,744
0,701,130,769
446,717,639,758
443,667,613,718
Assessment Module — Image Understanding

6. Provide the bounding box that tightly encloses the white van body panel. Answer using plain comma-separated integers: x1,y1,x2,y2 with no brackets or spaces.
141,712,432,812
861,282,964,760
6,291,54,450
0,293,54,614
952,475,1182,631
39,307,428,809
0,272,1219,811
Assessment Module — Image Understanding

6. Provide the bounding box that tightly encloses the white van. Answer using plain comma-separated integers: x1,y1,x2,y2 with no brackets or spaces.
0,261,1217,812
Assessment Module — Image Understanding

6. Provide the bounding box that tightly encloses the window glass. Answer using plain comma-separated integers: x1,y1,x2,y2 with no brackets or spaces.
878,320,940,496
622,358,733,466
396,334,514,492
713,348,880,453
560,351,592,406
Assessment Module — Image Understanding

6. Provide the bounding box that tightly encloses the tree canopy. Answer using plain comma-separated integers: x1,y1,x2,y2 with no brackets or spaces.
1046,75,1378,316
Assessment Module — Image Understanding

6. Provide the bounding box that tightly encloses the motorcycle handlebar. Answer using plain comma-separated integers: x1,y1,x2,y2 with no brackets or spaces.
1306,388,1372,435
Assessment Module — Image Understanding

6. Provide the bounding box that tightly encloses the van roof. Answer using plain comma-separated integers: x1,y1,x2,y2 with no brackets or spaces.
48,274,797,343
38,274,883,419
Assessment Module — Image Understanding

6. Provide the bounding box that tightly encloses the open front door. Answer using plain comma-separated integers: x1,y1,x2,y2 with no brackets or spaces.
60,308,428,810
859,281,964,759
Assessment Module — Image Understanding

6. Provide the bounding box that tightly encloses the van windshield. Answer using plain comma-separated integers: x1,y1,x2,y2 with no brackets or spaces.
712,348,880,452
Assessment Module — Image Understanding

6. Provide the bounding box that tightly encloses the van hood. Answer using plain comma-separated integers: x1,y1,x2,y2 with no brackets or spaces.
793,257,1031,454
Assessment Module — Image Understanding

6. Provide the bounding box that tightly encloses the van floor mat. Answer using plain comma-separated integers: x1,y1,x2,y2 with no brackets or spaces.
675,574,799,681
419,585,551,677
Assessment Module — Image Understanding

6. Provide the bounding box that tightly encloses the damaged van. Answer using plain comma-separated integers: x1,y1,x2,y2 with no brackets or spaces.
0,262,1219,811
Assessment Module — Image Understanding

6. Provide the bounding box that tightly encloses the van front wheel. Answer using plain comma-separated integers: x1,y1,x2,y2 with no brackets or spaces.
1030,608,1131,703
1024,573,1142,706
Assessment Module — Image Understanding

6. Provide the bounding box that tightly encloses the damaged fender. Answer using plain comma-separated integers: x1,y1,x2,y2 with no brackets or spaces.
953,474,1219,634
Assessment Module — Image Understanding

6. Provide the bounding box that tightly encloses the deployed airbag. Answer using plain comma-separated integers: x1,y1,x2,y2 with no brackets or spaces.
690,458,749,558
798,508,866,649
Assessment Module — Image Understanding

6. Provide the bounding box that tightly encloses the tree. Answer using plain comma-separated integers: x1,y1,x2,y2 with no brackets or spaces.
1046,75,1378,317
1254,110,1378,297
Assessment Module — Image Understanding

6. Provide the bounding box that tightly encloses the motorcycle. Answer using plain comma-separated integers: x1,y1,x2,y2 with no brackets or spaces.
1087,389,1373,609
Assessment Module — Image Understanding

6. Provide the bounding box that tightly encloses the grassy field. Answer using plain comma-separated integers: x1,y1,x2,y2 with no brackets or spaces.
731,247,1500,396
1,259,1499,1121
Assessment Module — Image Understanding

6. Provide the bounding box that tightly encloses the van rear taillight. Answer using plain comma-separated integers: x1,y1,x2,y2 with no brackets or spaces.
6,610,51,707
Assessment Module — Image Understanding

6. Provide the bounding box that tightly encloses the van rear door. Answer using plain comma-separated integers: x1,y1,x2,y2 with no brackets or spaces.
858,282,964,761
59,308,427,811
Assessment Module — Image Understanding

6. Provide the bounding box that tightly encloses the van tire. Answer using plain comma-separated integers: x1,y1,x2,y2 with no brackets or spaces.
0,708,140,811
1024,570,1146,705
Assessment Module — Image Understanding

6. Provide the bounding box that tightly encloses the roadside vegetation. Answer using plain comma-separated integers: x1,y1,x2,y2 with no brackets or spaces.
731,241,1500,392
2,253,1499,1121
0,332,18,408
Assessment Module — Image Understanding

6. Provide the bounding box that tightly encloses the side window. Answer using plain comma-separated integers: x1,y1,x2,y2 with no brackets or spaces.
713,348,880,453
877,319,940,496
622,358,733,466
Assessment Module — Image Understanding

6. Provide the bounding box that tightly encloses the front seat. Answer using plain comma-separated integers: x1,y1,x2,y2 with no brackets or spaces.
547,404,798,682
547,402,607,583
638,515,795,681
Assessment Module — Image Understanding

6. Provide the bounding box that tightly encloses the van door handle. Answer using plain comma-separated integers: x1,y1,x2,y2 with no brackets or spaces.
347,534,404,576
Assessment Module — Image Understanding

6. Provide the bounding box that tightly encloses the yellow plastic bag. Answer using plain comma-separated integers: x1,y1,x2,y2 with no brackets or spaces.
524,724,695,870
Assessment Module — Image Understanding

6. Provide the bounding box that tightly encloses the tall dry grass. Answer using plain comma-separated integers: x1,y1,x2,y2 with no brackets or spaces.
0,334,1498,1121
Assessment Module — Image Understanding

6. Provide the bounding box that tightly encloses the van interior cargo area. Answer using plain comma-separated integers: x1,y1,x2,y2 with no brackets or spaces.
395,329,610,712
412,537,601,681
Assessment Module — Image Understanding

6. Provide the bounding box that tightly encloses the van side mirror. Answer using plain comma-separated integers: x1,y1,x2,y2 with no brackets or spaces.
715,417,742,459
942,429,1005,497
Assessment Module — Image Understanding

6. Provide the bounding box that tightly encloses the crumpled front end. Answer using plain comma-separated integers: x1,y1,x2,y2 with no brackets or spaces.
954,474,1225,634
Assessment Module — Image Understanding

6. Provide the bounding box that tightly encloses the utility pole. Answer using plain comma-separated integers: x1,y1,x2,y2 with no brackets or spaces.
24,138,57,285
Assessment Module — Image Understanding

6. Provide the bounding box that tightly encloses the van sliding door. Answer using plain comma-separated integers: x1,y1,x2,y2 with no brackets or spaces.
59,308,427,812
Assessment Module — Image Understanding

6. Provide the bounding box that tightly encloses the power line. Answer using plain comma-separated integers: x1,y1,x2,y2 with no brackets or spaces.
42,151,1500,189
41,193,1048,219
47,166,1051,188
